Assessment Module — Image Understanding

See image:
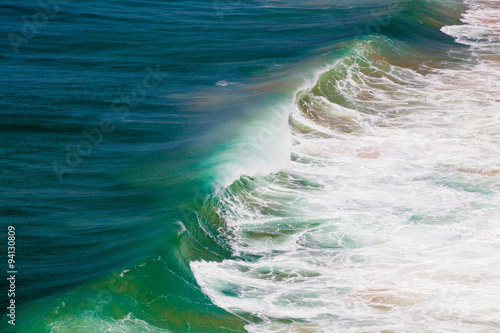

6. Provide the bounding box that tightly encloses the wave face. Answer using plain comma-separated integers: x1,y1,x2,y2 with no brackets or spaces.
3,0,500,332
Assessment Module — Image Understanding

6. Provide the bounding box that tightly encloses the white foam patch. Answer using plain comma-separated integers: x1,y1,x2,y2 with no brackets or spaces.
216,80,238,87
48,313,170,333
442,0,500,48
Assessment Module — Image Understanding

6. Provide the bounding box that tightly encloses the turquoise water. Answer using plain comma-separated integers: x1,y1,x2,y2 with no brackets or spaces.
1,0,500,331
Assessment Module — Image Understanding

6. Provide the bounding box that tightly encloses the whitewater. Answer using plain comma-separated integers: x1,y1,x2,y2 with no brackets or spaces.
192,0,500,331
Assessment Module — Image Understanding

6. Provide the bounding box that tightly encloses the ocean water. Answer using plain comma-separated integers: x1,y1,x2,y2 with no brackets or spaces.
1,0,499,332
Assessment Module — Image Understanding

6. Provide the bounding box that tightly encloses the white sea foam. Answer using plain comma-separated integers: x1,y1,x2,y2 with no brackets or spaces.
216,80,239,87
48,313,170,332
192,1,500,331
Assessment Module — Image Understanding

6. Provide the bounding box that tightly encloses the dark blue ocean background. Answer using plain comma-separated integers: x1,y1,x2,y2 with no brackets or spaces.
0,0,477,331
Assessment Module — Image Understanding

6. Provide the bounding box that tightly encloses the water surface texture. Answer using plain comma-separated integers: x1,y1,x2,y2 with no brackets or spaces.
1,0,499,332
